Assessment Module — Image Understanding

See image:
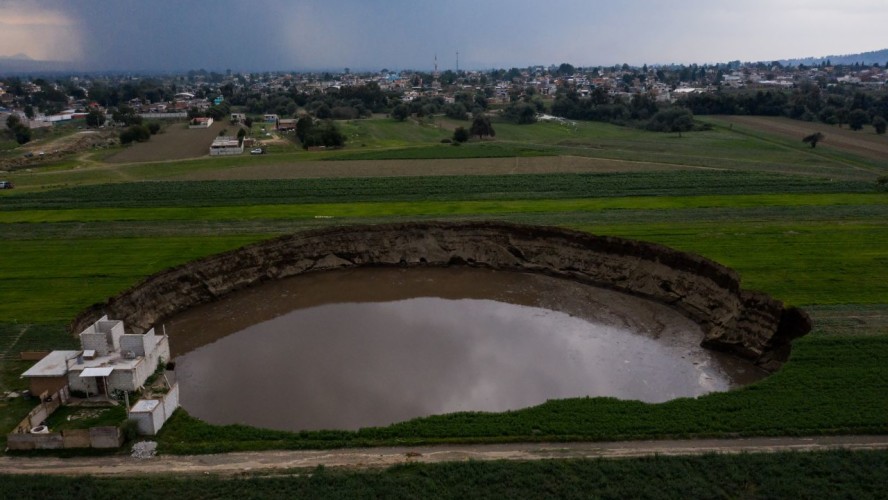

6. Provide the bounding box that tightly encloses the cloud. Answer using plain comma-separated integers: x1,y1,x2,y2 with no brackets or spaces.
4,0,888,70
0,3,83,61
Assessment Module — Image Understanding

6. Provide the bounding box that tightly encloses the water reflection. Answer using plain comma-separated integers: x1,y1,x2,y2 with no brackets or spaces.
166,268,766,431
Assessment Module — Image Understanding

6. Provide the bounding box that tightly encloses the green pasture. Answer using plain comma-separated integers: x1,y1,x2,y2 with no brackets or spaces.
1,170,879,209
1,193,885,225
3,116,886,191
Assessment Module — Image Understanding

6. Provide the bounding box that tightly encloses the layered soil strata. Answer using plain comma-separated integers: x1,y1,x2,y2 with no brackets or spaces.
70,221,810,370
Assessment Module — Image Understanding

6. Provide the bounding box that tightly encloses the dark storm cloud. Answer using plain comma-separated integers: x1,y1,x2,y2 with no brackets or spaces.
4,0,888,71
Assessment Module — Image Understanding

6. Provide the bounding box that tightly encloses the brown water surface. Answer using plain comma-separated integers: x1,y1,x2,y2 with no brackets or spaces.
166,268,767,432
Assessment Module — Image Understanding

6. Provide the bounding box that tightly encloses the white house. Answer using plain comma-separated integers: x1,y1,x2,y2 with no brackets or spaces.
22,316,170,397
188,117,213,128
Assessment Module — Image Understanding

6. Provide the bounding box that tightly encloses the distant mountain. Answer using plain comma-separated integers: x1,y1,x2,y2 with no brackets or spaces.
0,53,34,61
0,57,79,75
779,48,888,67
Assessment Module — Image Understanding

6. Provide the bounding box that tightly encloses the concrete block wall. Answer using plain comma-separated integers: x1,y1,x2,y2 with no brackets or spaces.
131,402,164,436
63,429,91,448
162,383,179,421
89,426,123,448
120,334,148,357
80,332,110,356
130,383,180,436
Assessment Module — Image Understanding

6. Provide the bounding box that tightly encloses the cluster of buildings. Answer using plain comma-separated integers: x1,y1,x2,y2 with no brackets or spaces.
2,61,887,131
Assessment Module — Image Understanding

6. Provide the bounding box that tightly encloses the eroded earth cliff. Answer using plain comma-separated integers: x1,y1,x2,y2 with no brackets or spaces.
71,221,810,370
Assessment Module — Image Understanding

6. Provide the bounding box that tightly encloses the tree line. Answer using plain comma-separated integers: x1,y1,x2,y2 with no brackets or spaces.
682,85,888,133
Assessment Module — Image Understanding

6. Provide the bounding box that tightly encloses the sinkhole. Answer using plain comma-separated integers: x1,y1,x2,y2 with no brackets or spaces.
165,267,768,432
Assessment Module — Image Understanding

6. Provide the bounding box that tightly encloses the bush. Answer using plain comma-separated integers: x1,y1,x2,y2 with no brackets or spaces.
873,116,886,135
121,418,139,443
502,102,538,124
301,120,346,149
391,104,409,121
443,103,469,121
646,107,695,136
119,124,151,144
147,122,161,135
331,106,358,120
452,126,469,143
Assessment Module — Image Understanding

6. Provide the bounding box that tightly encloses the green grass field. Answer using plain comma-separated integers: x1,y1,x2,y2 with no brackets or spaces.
1,117,886,464
3,449,887,498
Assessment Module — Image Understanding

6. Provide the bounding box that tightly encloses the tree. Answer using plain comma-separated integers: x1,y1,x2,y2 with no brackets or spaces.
5,115,31,145
112,105,142,126
301,120,346,149
557,63,576,76
802,132,825,148
86,109,106,128
24,105,34,119
503,102,537,124
147,122,161,135
873,116,887,135
119,124,151,144
443,103,468,120
470,115,495,139
452,126,469,143
313,103,332,119
296,116,313,143
12,124,31,145
6,114,21,130
243,117,254,129
848,109,869,131
646,108,695,137
391,103,409,121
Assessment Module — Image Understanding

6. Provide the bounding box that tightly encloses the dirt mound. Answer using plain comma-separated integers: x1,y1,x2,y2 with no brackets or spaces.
1,131,118,171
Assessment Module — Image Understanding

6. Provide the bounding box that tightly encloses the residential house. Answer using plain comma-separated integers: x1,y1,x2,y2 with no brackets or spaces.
22,316,170,397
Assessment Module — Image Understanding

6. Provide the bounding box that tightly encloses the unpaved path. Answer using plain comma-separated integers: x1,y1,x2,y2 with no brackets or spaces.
3,435,887,476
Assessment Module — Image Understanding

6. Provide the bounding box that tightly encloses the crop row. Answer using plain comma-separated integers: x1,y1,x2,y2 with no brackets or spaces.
3,449,887,498
1,171,877,210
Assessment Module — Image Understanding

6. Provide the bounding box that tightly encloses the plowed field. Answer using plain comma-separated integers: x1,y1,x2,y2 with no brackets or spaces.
715,115,888,161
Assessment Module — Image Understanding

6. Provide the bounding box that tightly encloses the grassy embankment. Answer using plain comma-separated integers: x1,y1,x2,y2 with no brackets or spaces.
0,117,886,454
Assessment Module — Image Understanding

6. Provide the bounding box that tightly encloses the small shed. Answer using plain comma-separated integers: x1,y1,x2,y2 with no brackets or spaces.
130,399,163,436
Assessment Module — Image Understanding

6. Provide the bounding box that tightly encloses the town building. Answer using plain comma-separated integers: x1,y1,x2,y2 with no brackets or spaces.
209,136,244,155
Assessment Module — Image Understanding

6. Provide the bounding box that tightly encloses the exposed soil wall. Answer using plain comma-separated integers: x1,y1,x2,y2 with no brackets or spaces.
70,221,810,370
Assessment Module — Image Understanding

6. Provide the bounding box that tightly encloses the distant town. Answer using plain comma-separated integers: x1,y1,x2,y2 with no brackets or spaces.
2,57,887,156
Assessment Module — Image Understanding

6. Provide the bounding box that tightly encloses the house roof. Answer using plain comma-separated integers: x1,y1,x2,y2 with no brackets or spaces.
130,399,159,413
21,351,80,378
80,367,114,377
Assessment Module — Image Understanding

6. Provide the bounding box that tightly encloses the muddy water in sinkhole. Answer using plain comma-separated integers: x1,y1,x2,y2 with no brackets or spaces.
165,267,767,432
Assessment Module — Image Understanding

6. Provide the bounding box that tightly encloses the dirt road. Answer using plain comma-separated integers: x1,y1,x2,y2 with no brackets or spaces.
3,435,887,476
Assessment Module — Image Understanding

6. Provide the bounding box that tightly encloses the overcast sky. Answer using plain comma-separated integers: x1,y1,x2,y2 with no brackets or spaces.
2,0,887,71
